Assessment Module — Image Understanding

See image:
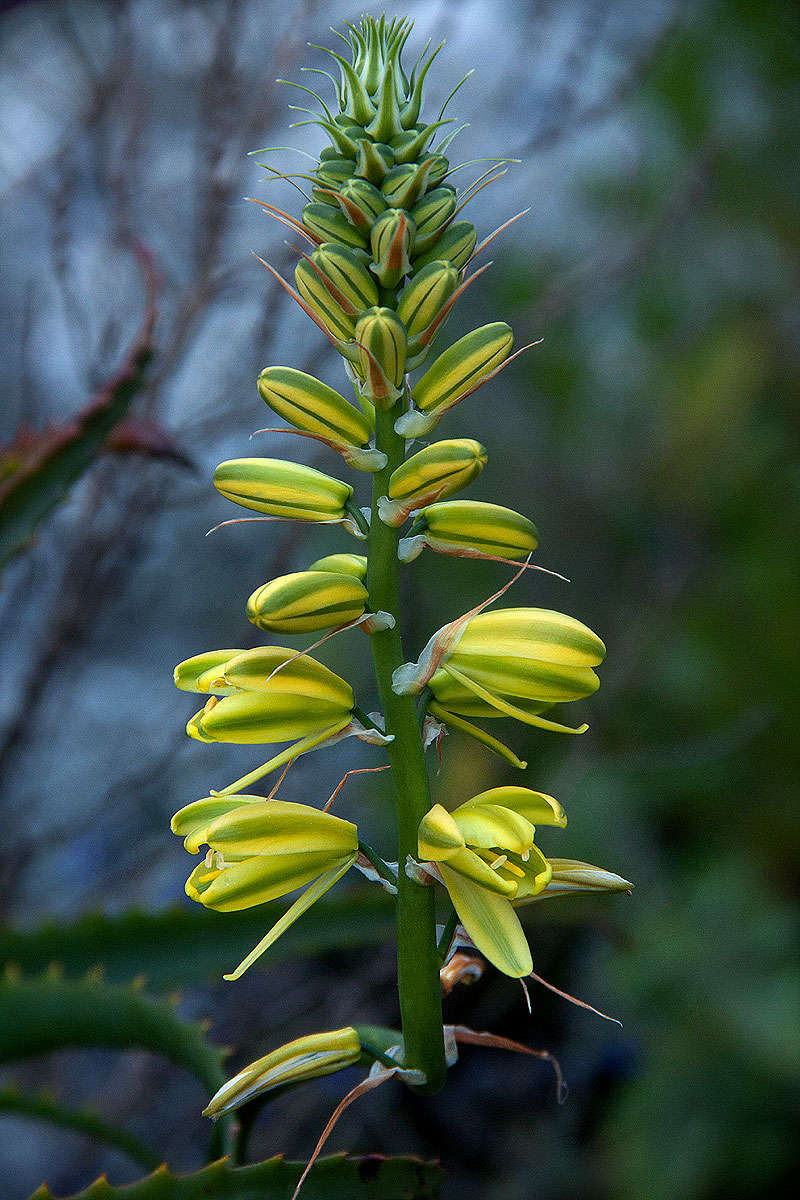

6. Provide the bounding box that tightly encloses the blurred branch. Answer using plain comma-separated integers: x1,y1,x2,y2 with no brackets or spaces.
0,242,159,573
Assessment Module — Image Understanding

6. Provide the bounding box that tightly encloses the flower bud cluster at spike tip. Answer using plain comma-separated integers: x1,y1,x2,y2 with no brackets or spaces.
378,439,487,526
399,500,539,562
202,1027,363,1119
213,458,353,522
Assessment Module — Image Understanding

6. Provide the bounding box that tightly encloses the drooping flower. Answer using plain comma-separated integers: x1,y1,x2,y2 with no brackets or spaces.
417,786,567,977
172,795,359,979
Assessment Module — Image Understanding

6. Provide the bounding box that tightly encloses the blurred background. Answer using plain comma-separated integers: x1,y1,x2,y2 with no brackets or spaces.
1,0,798,1197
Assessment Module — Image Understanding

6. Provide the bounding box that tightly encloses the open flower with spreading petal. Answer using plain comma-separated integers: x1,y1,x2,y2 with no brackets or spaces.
417,786,568,977
172,795,359,980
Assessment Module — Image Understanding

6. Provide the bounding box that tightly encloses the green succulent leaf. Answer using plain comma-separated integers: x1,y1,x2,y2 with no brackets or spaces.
27,1153,444,1200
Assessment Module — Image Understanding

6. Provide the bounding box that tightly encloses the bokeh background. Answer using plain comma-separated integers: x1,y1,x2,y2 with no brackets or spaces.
1,0,798,1197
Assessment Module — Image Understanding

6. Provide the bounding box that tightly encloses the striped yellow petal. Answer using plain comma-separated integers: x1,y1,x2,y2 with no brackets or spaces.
213,458,353,521
438,865,532,978
246,570,368,633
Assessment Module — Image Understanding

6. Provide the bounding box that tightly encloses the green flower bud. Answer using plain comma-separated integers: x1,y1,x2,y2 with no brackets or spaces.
425,155,450,186
310,243,379,313
354,306,407,407
412,219,476,271
354,139,395,183
369,208,416,289
294,257,355,342
335,177,387,232
381,161,433,209
399,500,539,562
378,438,487,526
302,202,367,249
397,261,459,340
410,188,458,254
246,570,368,633
313,158,354,202
427,608,605,733
397,322,514,437
365,59,404,142
256,366,384,471
213,458,353,521
202,1027,363,1119
307,552,368,580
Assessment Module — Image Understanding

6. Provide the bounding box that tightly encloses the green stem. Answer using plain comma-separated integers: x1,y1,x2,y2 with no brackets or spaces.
367,406,447,1094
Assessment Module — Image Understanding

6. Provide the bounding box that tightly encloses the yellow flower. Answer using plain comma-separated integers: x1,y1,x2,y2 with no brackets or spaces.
172,796,358,979
417,786,567,977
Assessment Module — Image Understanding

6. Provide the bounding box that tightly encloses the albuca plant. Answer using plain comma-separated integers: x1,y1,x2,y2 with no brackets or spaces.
171,11,631,1185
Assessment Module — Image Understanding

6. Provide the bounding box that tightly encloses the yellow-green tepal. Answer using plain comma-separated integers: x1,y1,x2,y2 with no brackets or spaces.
378,438,487,527
399,500,539,562
202,1027,363,1119
180,645,355,745
307,552,367,580
396,322,514,436
417,786,568,977
307,242,379,315
411,220,476,272
213,458,353,521
257,367,385,472
294,257,356,343
246,570,368,633
354,306,407,406
302,201,368,249
173,796,359,979
369,208,415,288
519,858,633,904
427,608,606,735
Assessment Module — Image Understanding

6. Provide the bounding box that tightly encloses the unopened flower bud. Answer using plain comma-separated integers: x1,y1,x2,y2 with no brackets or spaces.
397,261,459,341
313,157,354,201
354,306,407,407
412,220,476,271
213,458,353,521
399,500,539,562
203,1027,363,1119
246,570,368,633
354,139,395,183
335,177,387,232
410,188,458,254
381,160,433,209
295,257,356,342
302,201,368,250
397,322,514,436
256,367,384,471
369,208,416,289
378,438,487,526
308,243,379,315
307,552,368,580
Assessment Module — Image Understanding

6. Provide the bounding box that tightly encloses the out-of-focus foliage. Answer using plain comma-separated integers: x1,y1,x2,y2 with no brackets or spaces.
0,0,798,1198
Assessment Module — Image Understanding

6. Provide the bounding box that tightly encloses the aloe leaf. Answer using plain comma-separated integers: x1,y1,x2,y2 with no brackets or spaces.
27,1152,444,1199
0,1087,160,1172
0,970,232,1157
0,247,157,573
0,894,394,989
